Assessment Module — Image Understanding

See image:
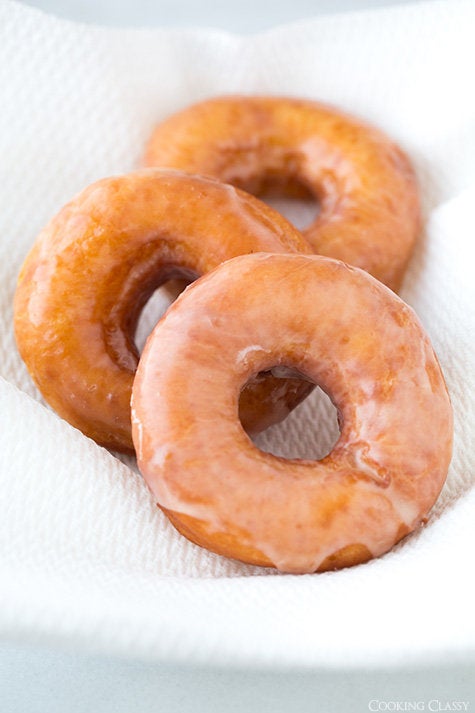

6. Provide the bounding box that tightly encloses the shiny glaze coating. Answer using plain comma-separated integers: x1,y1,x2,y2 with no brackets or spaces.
14,169,312,452
145,95,421,291
132,254,452,573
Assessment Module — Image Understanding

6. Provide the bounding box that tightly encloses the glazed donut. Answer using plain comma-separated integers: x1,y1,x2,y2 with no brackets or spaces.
132,253,452,573
144,95,421,291
14,169,312,453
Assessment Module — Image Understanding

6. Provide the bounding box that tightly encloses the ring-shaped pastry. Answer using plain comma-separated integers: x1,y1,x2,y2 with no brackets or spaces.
145,96,421,291
132,253,452,573
14,169,311,452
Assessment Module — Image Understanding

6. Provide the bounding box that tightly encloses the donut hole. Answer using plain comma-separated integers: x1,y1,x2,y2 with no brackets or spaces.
247,371,341,461
259,176,319,232
135,277,192,354
264,193,319,232
233,172,320,231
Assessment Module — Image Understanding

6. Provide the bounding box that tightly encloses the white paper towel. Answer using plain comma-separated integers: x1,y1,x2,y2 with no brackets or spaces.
0,0,474,668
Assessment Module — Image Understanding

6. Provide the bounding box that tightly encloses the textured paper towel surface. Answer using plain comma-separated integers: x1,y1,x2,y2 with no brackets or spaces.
0,0,474,668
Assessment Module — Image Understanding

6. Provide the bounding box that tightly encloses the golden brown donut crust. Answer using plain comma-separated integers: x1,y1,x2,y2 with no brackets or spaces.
14,169,311,452
132,254,453,573
144,96,421,291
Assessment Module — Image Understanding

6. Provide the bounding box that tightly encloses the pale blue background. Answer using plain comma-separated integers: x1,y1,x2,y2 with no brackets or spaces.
21,0,424,31
2,641,474,712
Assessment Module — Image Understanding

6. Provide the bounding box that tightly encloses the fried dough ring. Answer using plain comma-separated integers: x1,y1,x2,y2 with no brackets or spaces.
14,169,311,452
132,254,452,573
145,96,421,291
